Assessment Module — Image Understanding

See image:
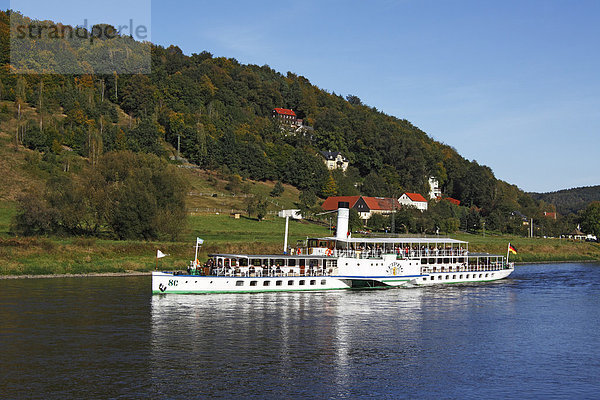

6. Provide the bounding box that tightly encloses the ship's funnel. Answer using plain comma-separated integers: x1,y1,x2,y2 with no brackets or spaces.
336,201,350,240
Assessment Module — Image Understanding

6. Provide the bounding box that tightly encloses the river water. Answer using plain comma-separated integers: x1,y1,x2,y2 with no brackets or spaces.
1,263,600,399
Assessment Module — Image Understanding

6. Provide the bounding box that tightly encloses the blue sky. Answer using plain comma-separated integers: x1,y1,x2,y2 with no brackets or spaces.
7,0,600,193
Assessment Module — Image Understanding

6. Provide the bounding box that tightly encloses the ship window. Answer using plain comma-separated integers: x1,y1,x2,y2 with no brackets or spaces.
321,279,326,285
236,281,244,286
429,258,435,264
466,274,470,278
250,281,257,286
299,280,305,285
276,280,283,286
288,259,296,266
438,276,442,280
453,275,456,279
460,275,463,279
288,280,294,286
446,275,449,280
444,258,450,264
479,274,482,278
491,273,495,277
431,277,434,280
421,258,427,264
263,281,270,286
485,274,489,277
310,280,316,285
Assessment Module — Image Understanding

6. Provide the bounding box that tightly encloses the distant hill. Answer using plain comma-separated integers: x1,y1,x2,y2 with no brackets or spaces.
530,186,600,215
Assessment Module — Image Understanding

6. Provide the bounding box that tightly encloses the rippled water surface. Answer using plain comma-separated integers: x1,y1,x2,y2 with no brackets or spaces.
2,263,600,399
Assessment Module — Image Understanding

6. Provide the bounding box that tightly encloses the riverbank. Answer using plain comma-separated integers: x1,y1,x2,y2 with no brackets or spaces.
1,233,598,278
452,232,600,263
1,214,599,277
0,271,152,279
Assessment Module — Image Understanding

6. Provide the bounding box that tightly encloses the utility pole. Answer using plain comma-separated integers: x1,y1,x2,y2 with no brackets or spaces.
531,218,534,238
15,102,21,149
391,192,396,234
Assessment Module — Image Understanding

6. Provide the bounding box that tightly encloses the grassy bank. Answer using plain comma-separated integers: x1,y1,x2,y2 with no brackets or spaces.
452,233,600,263
1,212,599,276
0,214,331,276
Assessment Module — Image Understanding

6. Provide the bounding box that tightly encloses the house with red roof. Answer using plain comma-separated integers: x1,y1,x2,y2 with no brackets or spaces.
436,196,461,206
272,108,297,124
322,196,401,220
398,192,429,212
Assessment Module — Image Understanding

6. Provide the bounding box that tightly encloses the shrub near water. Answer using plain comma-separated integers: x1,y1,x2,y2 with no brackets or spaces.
12,151,188,240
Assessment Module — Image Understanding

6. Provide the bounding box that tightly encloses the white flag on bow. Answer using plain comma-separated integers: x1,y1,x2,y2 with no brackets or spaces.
157,249,168,259
196,237,204,245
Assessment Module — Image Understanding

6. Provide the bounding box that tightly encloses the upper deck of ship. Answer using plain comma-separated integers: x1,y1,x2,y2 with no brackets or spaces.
319,236,467,245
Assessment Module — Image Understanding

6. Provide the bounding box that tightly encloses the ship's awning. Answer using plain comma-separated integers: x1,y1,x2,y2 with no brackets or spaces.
318,237,467,245
208,254,329,259
468,252,504,257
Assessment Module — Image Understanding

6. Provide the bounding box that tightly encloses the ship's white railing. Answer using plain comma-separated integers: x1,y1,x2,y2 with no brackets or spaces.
189,265,337,277
420,263,510,274
329,249,469,259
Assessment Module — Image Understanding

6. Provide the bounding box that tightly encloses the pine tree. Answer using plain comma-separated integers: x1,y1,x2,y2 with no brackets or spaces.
270,181,284,197
322,173,338,197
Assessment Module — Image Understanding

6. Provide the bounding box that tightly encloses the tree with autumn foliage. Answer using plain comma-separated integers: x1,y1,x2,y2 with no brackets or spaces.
322,173,338,198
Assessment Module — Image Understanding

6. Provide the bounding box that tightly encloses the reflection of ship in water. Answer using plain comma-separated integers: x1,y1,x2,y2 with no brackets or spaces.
149,292,347,391
150,283,517,397
153,203,514,294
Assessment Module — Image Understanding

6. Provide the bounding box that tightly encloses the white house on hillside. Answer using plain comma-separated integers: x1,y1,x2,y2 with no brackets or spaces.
428,177,442,199
398,192,428,212
320,151,349,172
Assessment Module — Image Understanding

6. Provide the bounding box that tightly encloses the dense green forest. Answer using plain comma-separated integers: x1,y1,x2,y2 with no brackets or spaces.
0,10,591,239
530,186,600,216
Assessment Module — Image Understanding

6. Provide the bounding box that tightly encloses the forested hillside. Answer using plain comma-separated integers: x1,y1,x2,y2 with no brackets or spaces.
530,186,600,216
0,10,579,238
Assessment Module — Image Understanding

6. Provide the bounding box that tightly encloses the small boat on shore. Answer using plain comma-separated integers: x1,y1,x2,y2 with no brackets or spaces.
152,203,514,294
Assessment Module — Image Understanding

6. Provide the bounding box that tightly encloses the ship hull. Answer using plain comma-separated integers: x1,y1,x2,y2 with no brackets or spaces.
152,272,352,294
152,267,514,294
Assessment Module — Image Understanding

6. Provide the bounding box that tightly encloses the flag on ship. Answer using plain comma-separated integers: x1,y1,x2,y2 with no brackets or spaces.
157,249,168,258
196,237,204,245
508,243,518,254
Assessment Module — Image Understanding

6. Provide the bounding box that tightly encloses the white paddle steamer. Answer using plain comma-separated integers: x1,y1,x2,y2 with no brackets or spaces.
152,203,514,294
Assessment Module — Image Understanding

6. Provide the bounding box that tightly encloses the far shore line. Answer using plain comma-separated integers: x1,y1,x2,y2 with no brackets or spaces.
517,259,599,265
0,271,152,280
